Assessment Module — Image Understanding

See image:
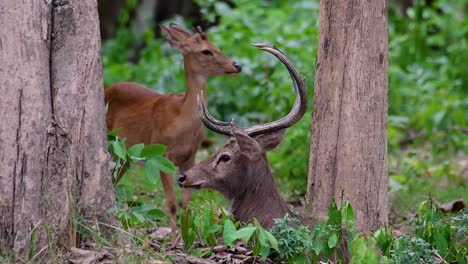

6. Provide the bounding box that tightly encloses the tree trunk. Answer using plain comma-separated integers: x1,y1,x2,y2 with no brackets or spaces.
307,0,388,231
0,0,117,261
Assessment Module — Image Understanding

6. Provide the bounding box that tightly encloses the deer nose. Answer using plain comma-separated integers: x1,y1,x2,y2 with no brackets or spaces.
233,61,242,72
177,174,187,186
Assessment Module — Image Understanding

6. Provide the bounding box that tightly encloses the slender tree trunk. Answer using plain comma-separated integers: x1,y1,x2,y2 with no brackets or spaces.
307,0,388,231
0,0,117,261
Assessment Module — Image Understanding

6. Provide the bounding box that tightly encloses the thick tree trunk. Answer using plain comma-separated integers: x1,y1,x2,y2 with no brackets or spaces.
0,0,117,261
307,0,388,231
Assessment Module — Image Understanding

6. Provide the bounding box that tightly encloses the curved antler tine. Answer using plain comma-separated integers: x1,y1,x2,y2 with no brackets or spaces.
243,44,307,137
198,91,231,126
196,44,306,138
197,92,233,136
194,25,207,39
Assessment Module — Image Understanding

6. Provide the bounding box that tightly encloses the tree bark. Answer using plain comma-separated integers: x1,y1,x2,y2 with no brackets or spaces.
0,0,117,261
307,0,388,231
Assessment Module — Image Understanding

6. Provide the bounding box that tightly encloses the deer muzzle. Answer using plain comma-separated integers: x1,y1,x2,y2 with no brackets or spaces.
177,174,201,189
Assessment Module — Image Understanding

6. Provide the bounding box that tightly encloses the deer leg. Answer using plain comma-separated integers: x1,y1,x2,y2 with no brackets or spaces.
182,187,193,208
160,172,178,245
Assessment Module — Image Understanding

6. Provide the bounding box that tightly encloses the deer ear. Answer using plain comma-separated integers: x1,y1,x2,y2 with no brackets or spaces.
233,130,264,160
169,23,193,37
254,129,286,152
160,24,191,52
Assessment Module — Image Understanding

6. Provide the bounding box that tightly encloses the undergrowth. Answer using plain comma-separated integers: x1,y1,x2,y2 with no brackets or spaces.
177,199,467,263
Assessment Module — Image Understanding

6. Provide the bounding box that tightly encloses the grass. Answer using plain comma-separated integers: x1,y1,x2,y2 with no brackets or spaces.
389,148,468,217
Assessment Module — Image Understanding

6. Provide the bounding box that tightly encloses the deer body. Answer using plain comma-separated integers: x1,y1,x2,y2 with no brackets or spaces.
226,146,291,227
105,81,204,166
105,23,241,242
179,44,307,228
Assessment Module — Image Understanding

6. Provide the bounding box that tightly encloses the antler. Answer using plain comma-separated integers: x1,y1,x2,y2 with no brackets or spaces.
192,25,207,40
197,43,307,137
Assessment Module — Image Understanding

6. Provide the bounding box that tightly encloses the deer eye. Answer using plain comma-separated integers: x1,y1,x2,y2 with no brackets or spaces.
219,154,231,162
201,49,214,56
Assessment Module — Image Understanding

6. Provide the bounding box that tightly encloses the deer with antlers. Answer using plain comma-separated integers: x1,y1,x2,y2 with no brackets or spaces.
105,23,241,241
178,44,307,228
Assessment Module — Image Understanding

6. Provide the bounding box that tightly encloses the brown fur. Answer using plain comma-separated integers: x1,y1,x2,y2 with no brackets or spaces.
105,23,241,243
180,128,291,228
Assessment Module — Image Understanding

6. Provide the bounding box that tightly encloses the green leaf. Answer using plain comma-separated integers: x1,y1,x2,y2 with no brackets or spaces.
328,233,338,248
230,226,256,242
341,201,355,232
390,174,408,183
257,228,274,259
154,156,177,174
264,230,279,250
146,208,166,219
141,144,167,158
433,227,449,257
223,219,237,247
209,224,221,234
107,129,120,138
327,199,342,227
111,140,127,159
127,143,144,158
144,158,161,184
311,221,326,255
374,227,393,257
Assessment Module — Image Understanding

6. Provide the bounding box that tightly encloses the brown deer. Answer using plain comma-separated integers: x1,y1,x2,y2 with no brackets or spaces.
105,23,241,241
178,44,307,228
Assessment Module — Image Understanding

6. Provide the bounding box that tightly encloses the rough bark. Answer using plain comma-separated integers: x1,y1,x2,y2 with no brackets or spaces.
307,0,388,231
0,0,117,261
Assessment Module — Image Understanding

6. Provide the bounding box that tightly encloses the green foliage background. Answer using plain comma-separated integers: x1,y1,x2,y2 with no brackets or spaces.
102,0,467,209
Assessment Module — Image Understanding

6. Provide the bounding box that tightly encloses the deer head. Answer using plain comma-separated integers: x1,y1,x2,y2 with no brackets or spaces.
178,44,307,227
160,23,241,77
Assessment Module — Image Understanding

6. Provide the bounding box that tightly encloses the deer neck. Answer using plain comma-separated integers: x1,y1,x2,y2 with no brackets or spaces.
228,163,291,228
180,60,207,125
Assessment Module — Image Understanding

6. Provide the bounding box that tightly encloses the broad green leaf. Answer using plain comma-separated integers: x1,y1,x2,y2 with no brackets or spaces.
327,199,341,227
131,211,145,222
144,158,161,184
223,219,237,247
311,221,325,255
264,229,279,249
260,244,271,260
229,226,256,243
257,228,272,259
146,208,166,219
141,144,167,158
328,233,338,248
127,143,144,158
390,174,408,183
209,224,221,234
154,156,177,174
107,129,121,139
111,140,127,159
341,201,355,232
252,236,261,256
